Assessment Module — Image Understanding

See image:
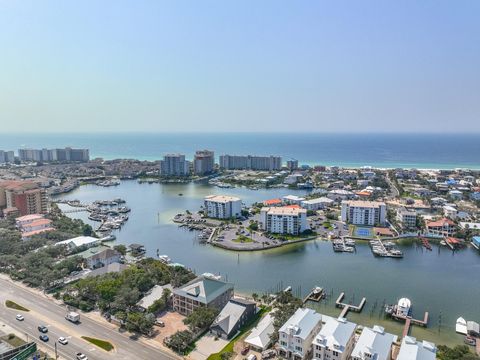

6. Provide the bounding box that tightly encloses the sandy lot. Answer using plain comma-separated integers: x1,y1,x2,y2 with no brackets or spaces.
152,311,188,344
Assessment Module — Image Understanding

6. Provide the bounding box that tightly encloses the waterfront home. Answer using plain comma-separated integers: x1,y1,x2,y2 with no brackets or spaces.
350,325,397,360
210,298,256,339
312,317,356,360
55,236,101,252
260,207,308,235
277,308,322,360
284,174,303,185
397,336,436,360
136,284,173,312
425,218,456,237
204,195,242,219
83,247,121,269
244,312,275,351
173,275,234,316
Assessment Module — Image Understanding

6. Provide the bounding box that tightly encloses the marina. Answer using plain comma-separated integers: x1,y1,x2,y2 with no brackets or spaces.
369,239,404,258
53,180,480,347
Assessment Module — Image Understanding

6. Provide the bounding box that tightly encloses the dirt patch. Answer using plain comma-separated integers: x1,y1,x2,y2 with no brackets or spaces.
151,311,188,344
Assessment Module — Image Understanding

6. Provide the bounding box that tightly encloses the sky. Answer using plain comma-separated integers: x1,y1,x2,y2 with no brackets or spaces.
0,0,479,133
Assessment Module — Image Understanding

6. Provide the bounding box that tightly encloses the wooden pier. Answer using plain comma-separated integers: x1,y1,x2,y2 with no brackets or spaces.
303,287,325,304
392,311,429,338
335,292,366,318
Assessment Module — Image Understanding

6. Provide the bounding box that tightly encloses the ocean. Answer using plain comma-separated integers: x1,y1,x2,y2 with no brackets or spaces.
0,132,479,169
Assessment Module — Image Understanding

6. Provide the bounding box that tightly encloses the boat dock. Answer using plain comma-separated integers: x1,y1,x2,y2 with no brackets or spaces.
393,311,429,338
303,287,325,304
335,292,366,318
421,237,432,251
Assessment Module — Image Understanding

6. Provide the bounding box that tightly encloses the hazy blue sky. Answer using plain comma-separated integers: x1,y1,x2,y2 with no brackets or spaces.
0,1,479,133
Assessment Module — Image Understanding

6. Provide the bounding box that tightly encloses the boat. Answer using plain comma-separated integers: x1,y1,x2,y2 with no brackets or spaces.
313,286,323,295
396,298,412,317
101,234,116,241
464,336,476,346
456,317,468,335
158,255,171,264
178,193,183,196
202,272,222,280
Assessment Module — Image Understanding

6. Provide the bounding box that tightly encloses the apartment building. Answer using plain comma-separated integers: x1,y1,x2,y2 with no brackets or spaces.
341,200,387,226
159,154,190,176
204,195,242,219
0,150,15,163
15,214,54,239
219,155,282,171
312,317,356,360
0,181,48,217
173,275,234,316
287,159,299,171
396,208,417,229
18,147,89,162
351,325,397,360
193,150,215,175
277,308,322,360
260,207,308,235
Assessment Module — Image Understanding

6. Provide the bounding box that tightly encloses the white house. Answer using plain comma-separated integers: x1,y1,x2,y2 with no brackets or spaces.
351,325,397,360
260,207,308,235
341,200,387,226
204,195,242,219
244,313,275,351
312,317,356,360
55,236,101,251
277,308,322,360
448,189,463,200
397,336,436,360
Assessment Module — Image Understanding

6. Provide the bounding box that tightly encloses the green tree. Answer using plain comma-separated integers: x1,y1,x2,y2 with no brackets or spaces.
183,306,218,331
113,244,127,255
164,330,194,354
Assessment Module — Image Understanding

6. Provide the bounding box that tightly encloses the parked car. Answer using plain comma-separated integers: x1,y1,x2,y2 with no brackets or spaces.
261,349,276,359
76,353,88,360
155,320,165,327
38,325,48,333
247,354,257,360
39,334,49,342
58,337,68,345
15,314,24,321
241,345,250,355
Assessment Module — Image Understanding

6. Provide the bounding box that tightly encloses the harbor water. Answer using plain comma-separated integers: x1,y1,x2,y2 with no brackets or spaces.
56,180,480,346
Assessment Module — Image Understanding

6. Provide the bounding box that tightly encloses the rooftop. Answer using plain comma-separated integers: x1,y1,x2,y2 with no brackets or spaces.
15,214,44,222
262,206,307,216
426,218,455,227
314,317,356,352
204,195,241,203
279,308,322,340
137,284,173,310
173,275,234,304
245,313,275,350
56,236,100,248
397,336,436,360
351,325,397,360
342,200,386,208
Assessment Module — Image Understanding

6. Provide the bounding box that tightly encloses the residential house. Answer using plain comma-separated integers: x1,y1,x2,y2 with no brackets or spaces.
312,317,356,360
244,312,275,351
210,298,256,339
425,218,456,237
351,325,397,360
137,284,173,312
277,308,322,360
397,336,436,360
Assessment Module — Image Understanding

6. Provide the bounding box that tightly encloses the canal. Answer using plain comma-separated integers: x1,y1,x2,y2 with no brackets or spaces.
55,180,480,346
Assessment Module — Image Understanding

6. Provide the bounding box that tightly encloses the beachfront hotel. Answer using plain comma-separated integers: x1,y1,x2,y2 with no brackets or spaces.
193,150,215,176
204,195,242,219
260,206,308,235
159,153,190,176
340,200,387,226
219,154,282,171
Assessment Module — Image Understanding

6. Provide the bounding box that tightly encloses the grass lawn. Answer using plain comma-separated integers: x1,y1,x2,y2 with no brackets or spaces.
269,231,317,241
207,306,271,360
1,334,26,347
81,336,114,351
5,300,30,312
233,235,253,243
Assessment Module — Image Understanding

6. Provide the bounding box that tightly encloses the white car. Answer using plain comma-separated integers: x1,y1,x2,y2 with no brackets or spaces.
15,314,24,321
58,337,68,345
76,353,88,360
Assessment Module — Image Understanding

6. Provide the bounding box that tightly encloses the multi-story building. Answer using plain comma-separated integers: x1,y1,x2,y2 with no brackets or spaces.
173,275,234,316
397,336,436,360
425,218,456,237
219,155,282,171
277,308,322,360
193,150,215,176
312,317,356,360
351,325,397,360
396,208,417,229
341,200,387,226
15,214,54,239
0,150,15,163
0,181,48,217
18,147,89,162
204,195,242,219
287,159,299,171
159,154,190,177
260,207,308,235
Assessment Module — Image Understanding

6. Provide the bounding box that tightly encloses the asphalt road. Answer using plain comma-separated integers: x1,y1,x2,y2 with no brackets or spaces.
0,277,178,360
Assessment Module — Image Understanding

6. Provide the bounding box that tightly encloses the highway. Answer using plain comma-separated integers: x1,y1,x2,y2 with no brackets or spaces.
0,277,178,360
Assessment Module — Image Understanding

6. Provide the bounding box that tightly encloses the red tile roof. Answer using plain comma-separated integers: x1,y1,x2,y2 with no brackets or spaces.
426,218,455,227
